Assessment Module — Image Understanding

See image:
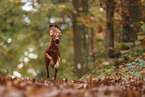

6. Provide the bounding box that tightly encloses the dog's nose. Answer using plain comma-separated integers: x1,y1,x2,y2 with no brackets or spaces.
55,39,60,44
56,39,59,42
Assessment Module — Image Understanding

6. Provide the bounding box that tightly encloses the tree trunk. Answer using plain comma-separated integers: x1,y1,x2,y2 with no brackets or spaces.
120,0,141,42
82,0,89,73
72,0,83,77
105,0,114,58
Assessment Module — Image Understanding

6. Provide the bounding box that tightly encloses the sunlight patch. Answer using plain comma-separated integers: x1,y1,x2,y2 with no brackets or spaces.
24,51,28,56
17,63,24,69
27,69,37,76
40,43,44,47
21,0,38,12
28,47,34,52
77,63,81,69
61,24,68,30
29,53,38,59
85,34,89,39
62,59,67,63
21,0,32,11
24,57,29,62
50,17,55,23
24,17,31,24
7,38,12,43
100,8,104,12
13,71,21,78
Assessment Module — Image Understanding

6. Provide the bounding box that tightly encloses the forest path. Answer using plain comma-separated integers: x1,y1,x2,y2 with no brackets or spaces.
0,76,144,97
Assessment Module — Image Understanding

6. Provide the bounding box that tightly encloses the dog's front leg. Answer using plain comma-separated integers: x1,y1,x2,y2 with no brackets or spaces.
54,57,60,80
54,57,60,69
45,53,54,66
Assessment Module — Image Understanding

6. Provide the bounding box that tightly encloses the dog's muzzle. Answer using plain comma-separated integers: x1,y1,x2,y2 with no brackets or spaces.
54,39,60,46
55,39,60,44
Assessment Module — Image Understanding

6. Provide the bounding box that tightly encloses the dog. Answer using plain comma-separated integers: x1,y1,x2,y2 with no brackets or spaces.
44,25,63,80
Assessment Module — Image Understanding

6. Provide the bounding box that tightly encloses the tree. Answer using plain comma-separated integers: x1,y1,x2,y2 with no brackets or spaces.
120,0,141,42
72,0,84,77
105,0,114,58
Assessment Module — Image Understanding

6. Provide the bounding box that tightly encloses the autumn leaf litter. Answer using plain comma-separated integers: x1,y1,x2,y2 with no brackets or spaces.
0,75,145,97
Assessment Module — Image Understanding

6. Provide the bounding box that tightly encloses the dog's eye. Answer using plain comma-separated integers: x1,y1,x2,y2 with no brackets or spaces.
58,35,60,37
53,35,56,37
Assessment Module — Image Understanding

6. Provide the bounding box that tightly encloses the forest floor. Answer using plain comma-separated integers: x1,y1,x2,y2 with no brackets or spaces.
0,75,145,97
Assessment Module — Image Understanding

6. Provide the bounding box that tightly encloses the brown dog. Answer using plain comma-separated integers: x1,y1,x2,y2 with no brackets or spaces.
44,25,63,80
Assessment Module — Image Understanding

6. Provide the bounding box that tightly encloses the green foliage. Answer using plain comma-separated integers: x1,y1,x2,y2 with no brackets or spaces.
0,0,28,74
0,0,74,80
84,38,144,82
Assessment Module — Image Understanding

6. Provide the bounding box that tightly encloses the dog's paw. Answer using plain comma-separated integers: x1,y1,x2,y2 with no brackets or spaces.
50,60,54,65
54,63,59,69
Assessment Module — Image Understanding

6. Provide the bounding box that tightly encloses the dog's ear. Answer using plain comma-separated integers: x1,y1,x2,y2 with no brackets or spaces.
49,25,54,36
55,25,63,35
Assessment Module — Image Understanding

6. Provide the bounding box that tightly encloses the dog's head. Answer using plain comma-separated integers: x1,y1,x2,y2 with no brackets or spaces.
49,25,63,46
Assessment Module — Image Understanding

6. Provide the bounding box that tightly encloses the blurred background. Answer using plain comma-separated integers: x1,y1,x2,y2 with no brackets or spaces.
0,0,144,80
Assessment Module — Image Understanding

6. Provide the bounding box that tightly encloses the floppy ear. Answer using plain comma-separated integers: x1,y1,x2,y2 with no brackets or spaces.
49,25,54,36
55,25,63,35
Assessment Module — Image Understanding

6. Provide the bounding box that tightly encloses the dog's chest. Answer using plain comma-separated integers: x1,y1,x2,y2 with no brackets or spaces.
48,46,59,63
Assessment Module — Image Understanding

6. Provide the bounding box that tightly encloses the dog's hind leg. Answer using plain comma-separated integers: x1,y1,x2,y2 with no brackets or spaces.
45,55,50,78
54,69,58,80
